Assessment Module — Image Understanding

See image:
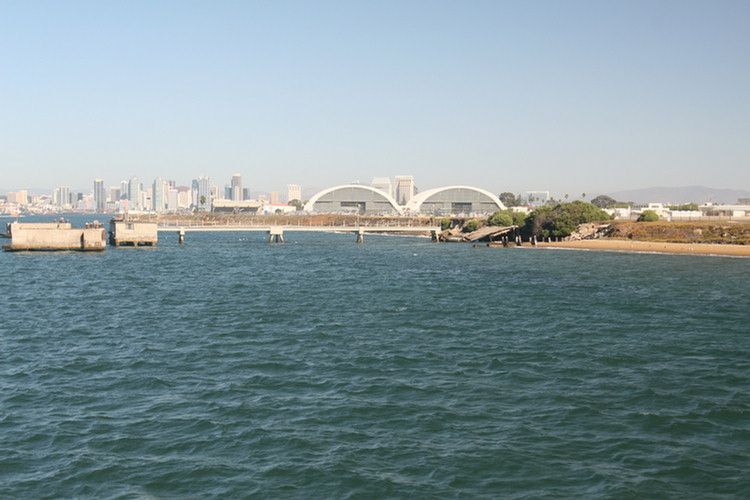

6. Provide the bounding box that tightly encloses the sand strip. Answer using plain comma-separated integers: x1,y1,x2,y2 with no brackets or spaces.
533,239,750,257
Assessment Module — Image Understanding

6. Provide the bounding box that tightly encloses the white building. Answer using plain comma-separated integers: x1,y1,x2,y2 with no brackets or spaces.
286,184,302,203
394,175,415,205
370,177,392,198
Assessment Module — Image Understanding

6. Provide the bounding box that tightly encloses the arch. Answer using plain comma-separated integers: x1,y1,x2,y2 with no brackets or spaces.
405,185,506,215
304,185,403,215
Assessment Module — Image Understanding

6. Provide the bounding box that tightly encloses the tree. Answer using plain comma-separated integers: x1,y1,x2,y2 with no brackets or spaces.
590,195,617,209
488,210,513,227
289,199,304,211
637,210,659,222
200,195,206,206
513,211,528,227
440,218,451,231
499,192,520,207
522,201,613,238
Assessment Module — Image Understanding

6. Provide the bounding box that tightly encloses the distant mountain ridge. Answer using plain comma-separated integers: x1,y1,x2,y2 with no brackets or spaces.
604,186,750,205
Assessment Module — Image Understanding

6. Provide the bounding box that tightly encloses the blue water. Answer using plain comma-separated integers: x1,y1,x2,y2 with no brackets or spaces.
2,215,749,499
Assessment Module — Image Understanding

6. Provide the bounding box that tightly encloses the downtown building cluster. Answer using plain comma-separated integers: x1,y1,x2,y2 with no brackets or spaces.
1,174,417,215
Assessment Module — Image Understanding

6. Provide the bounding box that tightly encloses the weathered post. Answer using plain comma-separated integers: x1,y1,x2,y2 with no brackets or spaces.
178,228,185,244
356,227,364,243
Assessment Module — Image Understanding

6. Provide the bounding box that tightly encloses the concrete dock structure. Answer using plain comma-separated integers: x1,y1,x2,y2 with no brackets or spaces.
2,220,106,251
109,219,159,246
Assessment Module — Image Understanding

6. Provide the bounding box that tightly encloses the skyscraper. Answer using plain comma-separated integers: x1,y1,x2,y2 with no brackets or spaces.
93,178,105,212
197,174,211,212
286,184,302,203
56,186,70,208
128,176,141,210
153,177,166,213
370,177,392,197
231,174,242,201
394,175,415,205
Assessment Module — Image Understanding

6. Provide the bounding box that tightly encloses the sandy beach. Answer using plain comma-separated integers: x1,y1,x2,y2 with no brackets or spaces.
533,239,750,257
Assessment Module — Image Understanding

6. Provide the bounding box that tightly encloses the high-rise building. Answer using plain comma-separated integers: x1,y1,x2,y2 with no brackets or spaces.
110,187,120,203
177,186,191,209
197,174,211,211
93,179,105,212
191,179,199,208
55,186,70,208
394,175,415,205
120,181,129,199
231,173,243,201
370,177,392,197
286,184,302,203
128,176,141,210
167,188,178,211
15,190,29,205
269,191,279,204
153,177,166,213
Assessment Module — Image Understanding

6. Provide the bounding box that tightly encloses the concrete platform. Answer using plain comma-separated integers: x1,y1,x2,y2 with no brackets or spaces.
3,221,106,251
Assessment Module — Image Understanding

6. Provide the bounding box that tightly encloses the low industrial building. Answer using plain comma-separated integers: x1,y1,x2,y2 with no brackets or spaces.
304,185,403,215
405,186,505,215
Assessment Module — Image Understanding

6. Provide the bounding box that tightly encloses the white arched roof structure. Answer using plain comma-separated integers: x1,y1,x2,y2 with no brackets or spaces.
304,185,403,215
405,186,506,215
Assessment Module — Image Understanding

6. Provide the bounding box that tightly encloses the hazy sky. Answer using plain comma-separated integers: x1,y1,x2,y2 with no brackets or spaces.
2,0,749,197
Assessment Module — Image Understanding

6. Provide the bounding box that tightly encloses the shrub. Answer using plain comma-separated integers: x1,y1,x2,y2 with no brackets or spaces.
464,219,480,232
440,218,451,231
637,210,660,222
488,210,513,227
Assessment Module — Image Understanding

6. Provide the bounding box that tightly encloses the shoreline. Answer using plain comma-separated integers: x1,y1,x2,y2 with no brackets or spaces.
533,239,750,257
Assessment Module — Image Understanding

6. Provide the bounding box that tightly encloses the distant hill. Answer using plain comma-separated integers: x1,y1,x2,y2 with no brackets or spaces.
604,186,750,205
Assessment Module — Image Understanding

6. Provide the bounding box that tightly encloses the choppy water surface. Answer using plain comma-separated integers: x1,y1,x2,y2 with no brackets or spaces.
2,217,749,499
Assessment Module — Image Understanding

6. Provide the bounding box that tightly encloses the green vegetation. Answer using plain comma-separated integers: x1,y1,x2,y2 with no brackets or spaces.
590,195,617,209
498,192,521,207
488,210,529,227
637,210,660,222
668,203,700,211
523,201,613,238
440,218,451,231
488,210,513,227
288,199,304,211
608,221,750,244
513,212,528,227
463,219,480,232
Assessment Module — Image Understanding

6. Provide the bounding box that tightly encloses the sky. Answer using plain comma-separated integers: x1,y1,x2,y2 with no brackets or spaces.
1,0,749,197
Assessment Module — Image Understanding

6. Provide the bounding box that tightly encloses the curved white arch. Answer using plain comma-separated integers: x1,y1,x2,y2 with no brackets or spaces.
405,185,506,213
304,184,403,214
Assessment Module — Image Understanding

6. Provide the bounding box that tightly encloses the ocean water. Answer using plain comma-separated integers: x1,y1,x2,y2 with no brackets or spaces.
2,216,749,499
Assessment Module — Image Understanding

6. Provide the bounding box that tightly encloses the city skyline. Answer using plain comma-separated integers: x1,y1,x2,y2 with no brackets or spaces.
2,1,749,195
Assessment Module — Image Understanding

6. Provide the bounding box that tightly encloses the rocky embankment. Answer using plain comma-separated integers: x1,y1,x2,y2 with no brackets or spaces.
571,221,750,245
